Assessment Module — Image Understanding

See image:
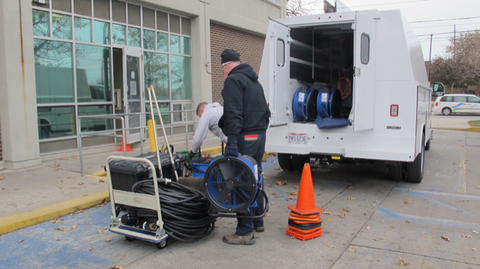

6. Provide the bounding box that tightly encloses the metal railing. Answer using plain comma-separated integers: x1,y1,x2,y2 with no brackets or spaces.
77,110,196,176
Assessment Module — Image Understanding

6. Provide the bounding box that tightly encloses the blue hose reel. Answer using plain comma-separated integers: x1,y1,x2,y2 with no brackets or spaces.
293,87,319,121
203,155,267,217
317,87,342,118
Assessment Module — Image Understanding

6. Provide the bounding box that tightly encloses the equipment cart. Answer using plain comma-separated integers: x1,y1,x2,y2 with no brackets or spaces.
106,155,169,249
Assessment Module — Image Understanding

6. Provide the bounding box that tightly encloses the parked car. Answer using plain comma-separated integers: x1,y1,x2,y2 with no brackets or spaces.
433,94,480,115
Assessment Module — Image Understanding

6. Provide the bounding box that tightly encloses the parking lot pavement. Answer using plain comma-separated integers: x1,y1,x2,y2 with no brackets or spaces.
1,130,480,269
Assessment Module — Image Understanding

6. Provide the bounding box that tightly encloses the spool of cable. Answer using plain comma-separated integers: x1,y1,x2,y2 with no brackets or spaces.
317,87,342,118
337,77,352,100
293,87,314,121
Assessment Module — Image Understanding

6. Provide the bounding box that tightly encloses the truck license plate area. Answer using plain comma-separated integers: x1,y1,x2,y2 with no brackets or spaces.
288,133,307,144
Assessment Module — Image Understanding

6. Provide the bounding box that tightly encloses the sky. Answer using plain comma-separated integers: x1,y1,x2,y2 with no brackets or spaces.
308,0,480,61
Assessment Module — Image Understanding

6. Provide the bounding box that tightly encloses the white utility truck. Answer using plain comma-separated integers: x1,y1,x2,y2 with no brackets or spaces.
258,10,444,183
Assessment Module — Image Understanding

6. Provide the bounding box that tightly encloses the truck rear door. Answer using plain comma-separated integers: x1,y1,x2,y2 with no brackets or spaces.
261,20,291,126
353,13,376,131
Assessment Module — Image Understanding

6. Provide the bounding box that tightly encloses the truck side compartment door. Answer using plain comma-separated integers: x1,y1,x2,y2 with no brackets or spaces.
260,20,291,126
353,13,376,131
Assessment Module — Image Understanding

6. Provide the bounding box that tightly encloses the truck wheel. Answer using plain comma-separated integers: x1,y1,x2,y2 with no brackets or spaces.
425,138,431,151
405,134,425,183
388,163,404,181
278,154,295,171
442,107,451,116
292,155,310,173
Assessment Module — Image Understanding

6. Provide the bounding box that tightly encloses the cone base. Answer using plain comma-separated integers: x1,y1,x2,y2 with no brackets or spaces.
117,144,134,152
286,226,323,241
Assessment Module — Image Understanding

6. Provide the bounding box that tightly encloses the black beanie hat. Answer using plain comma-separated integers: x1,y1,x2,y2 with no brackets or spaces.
221,49,240,64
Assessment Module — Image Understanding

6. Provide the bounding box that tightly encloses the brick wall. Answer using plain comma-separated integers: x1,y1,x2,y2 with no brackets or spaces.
210,23,265,104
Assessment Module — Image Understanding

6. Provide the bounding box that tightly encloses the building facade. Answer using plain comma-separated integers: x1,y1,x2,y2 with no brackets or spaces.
0,0,285,169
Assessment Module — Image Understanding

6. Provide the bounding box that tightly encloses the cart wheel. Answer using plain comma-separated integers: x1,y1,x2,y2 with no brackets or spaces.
125,236,136,242
157,239,168,249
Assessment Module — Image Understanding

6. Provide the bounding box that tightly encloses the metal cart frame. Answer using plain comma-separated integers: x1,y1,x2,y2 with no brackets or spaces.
106,155,168,248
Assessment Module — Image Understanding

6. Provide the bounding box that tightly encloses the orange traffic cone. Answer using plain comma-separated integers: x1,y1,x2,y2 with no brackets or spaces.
287,163,322,214
118,131,134,152
286,163,324,241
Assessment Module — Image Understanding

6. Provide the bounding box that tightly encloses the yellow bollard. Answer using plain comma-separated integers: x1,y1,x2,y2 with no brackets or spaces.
147,119,157,152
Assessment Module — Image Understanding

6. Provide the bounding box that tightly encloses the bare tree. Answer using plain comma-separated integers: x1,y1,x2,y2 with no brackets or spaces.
429,31,480,93
286,0,317,17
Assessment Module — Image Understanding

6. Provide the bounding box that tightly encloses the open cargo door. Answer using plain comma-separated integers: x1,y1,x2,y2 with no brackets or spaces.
259,20,291,126
353,12,376,131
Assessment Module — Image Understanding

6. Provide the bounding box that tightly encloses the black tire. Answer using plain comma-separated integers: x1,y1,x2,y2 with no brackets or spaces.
389,163,404,181
292,155,310,173
125,236,136,242
278,154,295,171
442,107,452,116
157,239,168,249
405,134,425,183
425,138,431,151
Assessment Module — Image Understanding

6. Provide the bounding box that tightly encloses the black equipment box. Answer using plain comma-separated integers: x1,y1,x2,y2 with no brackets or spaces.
108,152,186,192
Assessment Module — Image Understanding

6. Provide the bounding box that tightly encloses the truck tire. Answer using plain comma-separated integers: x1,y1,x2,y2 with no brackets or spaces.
425,138,431,151
442,107,452,116
389,163,404,181
405,134,425,183
278,154,295,172
292,154,310,173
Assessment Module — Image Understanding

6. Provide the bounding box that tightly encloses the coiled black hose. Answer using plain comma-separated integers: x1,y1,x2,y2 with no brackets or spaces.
129,178,217,243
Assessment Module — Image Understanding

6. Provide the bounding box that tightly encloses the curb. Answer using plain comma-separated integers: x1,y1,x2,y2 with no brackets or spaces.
0,146,224,235
0,191,109,235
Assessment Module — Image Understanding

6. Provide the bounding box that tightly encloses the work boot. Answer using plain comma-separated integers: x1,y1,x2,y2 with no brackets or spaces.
222,232,255,245
254,226,264,233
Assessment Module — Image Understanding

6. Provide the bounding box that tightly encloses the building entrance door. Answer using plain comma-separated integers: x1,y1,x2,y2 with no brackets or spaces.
123,47,145,144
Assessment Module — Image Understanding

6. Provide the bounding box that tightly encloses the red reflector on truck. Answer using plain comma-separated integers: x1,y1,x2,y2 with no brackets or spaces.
390,104,399,117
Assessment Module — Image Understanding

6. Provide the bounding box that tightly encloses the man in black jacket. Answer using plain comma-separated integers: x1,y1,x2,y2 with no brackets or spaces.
218,49,271,245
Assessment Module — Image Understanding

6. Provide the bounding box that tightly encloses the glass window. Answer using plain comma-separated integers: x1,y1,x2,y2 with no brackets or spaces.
170,14,180,34
34,39,74,103
52,0,71,12
276,39,285,67
78,105,113,132
38,106,75,139
360,33,370,65
144,51,169,100
32,9,50,37
170,34,180,54
156,11,168,31
440,96,452,102
128,26,141,47
181,17,191,36
94,0,110,20
112,24,126,45
146,103,170,124
74,0,91,16
75,44,111,102
170,55,192,100
143,29,155,50
182,37,191,55
74,17,92,42
112,0,126,23
94,20,110,44
453,96,467,102
143,7,155,29
157,32,168,52
128,4,140,26
52,13,72,40
467,96,479,102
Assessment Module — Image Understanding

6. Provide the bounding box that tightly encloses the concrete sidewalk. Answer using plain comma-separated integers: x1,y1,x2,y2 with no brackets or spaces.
0,136,223,235
1,118,479,235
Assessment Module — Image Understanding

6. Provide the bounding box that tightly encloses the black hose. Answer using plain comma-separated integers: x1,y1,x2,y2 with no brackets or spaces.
128,178,217,243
